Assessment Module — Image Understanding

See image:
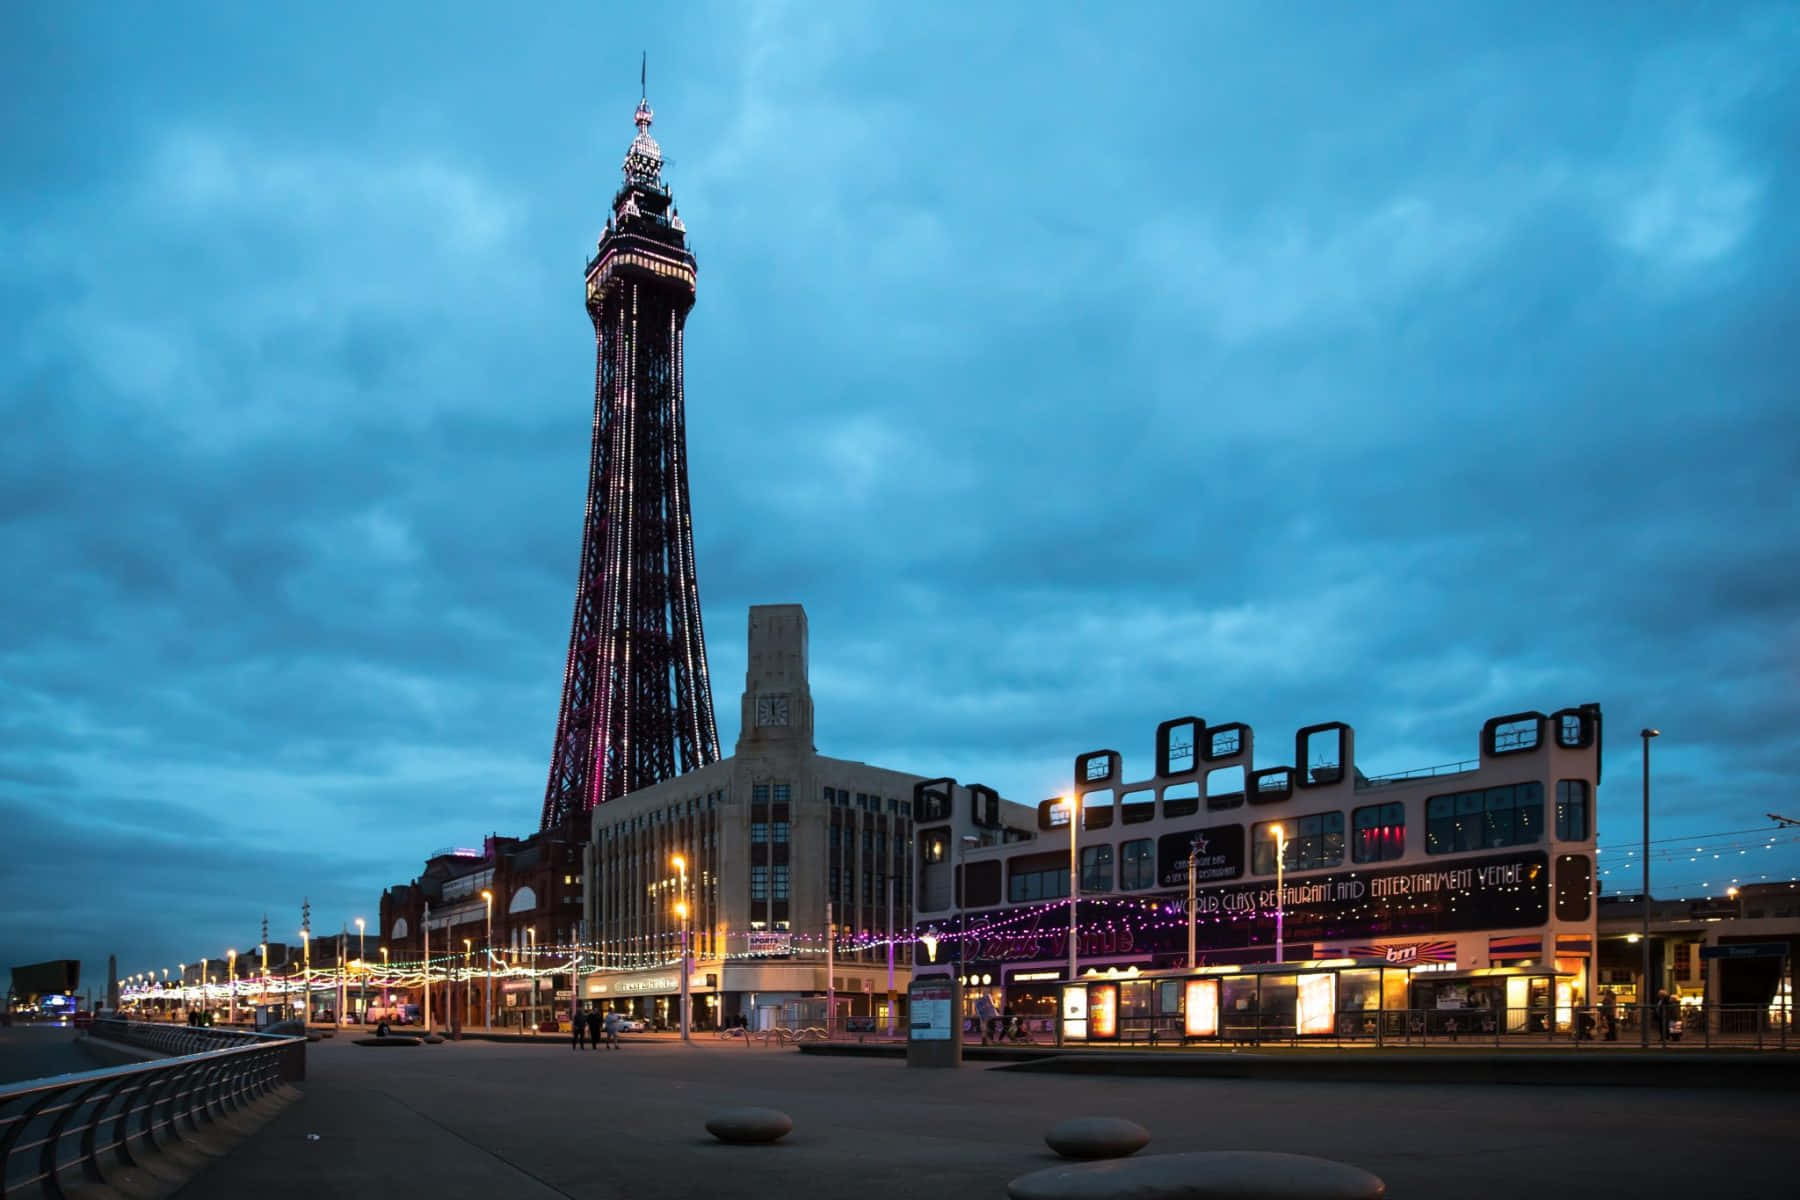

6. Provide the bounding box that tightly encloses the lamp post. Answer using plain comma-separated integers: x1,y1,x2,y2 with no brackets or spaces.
259,943,268,1010
1641,727,1659,1047
355,918,366,1022
886,873,897,1037
463,939,473,1023
301,931,311,1023
481,889,494,1031
227,949,237,1025
178,963,186,1021
1272,825,1288,965
1187,837,1202,969
526,926,537,1035
672,853,690,1042
201,957,209,1022
958,834,980,985
1065,794,1079,985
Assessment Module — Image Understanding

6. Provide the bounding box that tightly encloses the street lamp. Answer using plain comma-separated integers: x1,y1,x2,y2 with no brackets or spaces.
258,943,268,1010
201,957,209,1023
463,939,473,1023
527,927,538,1034
481,889,494,1031
179,963,186,1020
356,918,366,1022
1271,825,1289,965
1641,727,1660,1048
1064,795,1079,985
672,853,690,1042
300,931,311,1023
227,949,237,1025
1187,837,1202,969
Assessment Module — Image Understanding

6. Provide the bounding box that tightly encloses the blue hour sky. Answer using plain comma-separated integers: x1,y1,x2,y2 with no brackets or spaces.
3,2,1797,990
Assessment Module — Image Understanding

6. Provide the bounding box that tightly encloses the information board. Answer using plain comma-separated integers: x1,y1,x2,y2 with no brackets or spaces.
910,977,954,1041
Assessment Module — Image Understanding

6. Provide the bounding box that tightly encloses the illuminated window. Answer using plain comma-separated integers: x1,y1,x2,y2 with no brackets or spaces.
750,866,769,901
1080,844,1113,892
1119,839,1155,890
1555,780,1589,841
1351,802,1405,863
1426,783,1543,854
1253,811,1344,873
923,833,947,864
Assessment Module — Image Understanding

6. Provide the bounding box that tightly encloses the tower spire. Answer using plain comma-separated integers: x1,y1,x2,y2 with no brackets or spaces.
641,50,646,101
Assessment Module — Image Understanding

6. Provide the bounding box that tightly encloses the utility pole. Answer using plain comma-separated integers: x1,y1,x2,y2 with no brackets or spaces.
826,900,835,1037
423,902,433,1033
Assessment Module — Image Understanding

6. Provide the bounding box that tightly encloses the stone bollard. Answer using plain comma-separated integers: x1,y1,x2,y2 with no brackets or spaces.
1007,1150,1386,1200
1044,1117,1151,1160
704,1107,793,1144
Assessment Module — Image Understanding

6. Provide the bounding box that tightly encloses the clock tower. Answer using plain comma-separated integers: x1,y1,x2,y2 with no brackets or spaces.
738,604,814,752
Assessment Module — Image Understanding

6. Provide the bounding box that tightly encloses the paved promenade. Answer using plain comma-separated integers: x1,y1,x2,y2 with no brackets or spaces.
176,1035,1800,1199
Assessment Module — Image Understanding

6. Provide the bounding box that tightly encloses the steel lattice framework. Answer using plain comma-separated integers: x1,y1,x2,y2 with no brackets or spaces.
541,94,721,832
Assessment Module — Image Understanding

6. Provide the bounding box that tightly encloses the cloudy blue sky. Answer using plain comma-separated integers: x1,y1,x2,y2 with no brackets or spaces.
4,2,1797,991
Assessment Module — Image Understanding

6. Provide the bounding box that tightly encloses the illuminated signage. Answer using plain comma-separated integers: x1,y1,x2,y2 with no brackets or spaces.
1157,824,1247,888
1089,983,1118,1039
910,978,954,1042
1011,970,1062,982
1184,979,1219,1038
1061,983,1089,1041
1297,973,1336,1035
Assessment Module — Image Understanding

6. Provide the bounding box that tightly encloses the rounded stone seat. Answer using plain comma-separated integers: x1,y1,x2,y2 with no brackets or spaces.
1008,1151,1385,1200
353,1036,422,1047
1045,1117,1151,1160
704,1107,793,1144
423,1035,446,1044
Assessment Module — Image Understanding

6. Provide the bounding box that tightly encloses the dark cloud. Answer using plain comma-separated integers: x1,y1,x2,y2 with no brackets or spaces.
3,2,1798,985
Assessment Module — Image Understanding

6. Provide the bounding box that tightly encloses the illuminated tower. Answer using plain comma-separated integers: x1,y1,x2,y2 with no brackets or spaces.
541,88,721,831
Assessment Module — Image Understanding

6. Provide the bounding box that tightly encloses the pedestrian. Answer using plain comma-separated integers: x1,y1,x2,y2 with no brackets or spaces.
572,1005,587,1050
1653,989,1673,1045
975,992,999,1046
604,1009,622,1049
1600,989,1618,1041
587,1006,604,1050
376,1018,391,1038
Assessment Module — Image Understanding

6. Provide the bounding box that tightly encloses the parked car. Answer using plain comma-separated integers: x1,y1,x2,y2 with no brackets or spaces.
614,1016,648,1033
72,1010,94,1029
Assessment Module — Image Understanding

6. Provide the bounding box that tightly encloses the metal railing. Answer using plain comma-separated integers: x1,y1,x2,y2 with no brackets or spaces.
0,1019,304,1198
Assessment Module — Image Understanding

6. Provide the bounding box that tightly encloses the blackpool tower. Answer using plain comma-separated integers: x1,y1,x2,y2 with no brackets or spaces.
540,87,721,832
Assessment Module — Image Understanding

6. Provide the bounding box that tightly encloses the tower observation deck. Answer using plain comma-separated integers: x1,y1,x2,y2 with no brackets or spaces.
540,90,721,831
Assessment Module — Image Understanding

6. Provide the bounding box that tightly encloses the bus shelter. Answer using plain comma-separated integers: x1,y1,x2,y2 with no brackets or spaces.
1057,958,1575,1045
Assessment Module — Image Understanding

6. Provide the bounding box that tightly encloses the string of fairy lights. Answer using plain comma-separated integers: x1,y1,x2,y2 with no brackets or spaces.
117,818,1798,1004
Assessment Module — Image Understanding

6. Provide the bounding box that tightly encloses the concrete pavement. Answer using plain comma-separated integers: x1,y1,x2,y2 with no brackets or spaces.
174,1034,1800,1199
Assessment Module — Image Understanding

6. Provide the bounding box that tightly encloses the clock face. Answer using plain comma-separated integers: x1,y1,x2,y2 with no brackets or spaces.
755,694,791,727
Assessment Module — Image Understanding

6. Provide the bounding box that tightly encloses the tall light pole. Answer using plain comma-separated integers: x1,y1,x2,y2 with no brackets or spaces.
379,945,388,1017
958,833,979,995
481,889,494,1031
300,932,311,1023
258,943,268,1010
355,918,366,1022
227,949,237,1025
672,853,690,1042
201,957,209,1022
1272,825,1288,965
1641,727,1660,1047
526,926,537,1034
463,939,473,1023
423,902,433,1033
1187,837,1201,969
179,963,186,1020
826,899,835,1037
1065,794,1079,985
886,874,897,1037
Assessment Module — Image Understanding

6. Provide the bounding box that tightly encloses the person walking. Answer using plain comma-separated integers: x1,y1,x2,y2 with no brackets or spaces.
603,1009,622,1050
1599,989,1618,1041
572,1005,587,1050
1653,989,1673,1045
975,992,1000,1046
586,1006,603,1050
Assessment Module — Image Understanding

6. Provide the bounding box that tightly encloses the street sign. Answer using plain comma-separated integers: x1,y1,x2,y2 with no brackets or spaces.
1699,942,1790,960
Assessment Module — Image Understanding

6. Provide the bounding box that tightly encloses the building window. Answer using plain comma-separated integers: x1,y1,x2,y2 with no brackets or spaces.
1007,852,1071,903
753,783,770,805
773,782,790,803
751,822,768,844
1555,780,1589,841
922,832,947,863
773,821,790,843
1080,844,1114,892
773,865,790,901
1426,783,1543,854
1120,838,1155,890
1351,802,1405,863
750,866,769,901
1252,811,1344,874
